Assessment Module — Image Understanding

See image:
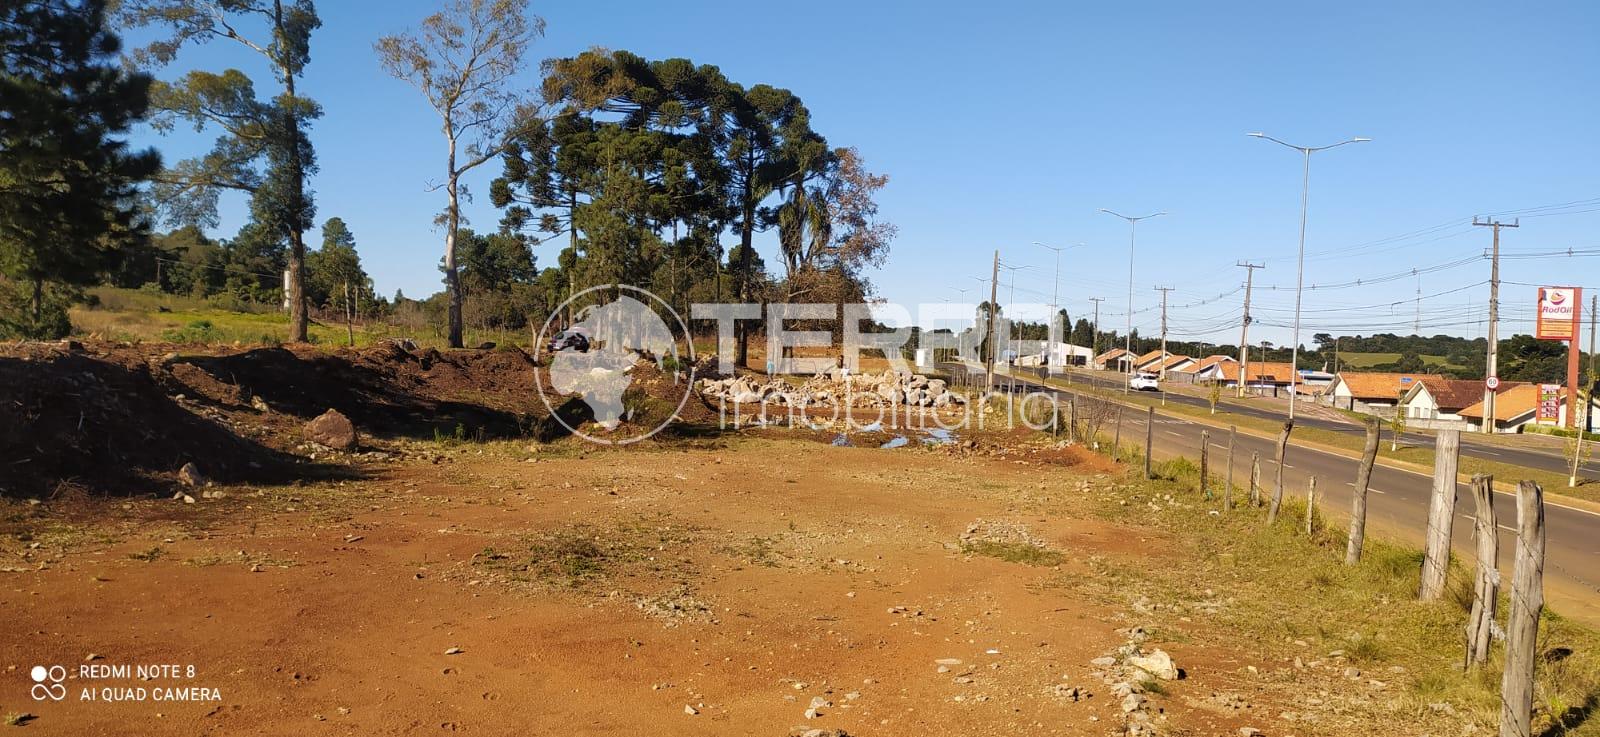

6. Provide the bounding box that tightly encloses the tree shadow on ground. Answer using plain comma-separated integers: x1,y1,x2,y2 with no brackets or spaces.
177,346,537,441
0,354,353,498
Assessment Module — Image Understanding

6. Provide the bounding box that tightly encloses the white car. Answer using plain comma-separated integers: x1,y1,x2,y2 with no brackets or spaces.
1128,373,1160,392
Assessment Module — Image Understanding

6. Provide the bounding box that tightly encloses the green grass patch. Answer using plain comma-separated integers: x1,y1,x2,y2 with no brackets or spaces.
961,540,1065,566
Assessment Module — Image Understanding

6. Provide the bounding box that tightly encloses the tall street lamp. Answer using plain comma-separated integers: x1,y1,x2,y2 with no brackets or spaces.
1100,209,1166,392
1248,132,1370,420
1033,241,1084,371
1000,262,1033,392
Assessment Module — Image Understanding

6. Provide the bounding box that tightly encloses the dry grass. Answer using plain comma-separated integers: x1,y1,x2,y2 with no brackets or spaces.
1086,454,1600,735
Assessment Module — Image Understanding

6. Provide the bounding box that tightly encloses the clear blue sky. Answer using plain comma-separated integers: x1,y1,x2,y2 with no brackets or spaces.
126,0,1600,347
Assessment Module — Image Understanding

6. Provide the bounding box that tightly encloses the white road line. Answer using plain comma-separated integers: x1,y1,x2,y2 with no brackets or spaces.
1371,488,1389,495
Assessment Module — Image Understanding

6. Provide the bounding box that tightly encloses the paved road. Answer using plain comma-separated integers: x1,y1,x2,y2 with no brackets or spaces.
1052,369,1600,479
990,370,1600,624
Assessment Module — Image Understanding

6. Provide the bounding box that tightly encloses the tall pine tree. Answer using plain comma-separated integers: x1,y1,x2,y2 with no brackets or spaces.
0,0,160,338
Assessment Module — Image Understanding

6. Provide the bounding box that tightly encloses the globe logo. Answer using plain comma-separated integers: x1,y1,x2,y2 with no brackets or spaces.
536,285,694,445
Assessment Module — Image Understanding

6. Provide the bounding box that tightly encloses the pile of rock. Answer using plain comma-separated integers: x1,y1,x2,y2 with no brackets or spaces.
1086,626,1183,737
696,368,968,409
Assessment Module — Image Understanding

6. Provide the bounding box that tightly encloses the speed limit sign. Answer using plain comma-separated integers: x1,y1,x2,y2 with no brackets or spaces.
1487,376,1500,390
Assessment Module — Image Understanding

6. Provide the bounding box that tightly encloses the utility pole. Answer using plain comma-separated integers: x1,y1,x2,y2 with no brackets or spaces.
1474,216,1519,433
984,250,1000,394
1088,296,1104,358
1236,262,1264,398
1154,285,1175,383
1414,270,1422,335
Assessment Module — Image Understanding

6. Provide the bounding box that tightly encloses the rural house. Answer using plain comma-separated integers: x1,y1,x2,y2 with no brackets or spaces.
1092,348,1132,371
1170,354,1237,384
1215,361,1298,396
1400,377,1501,422
1457,384,1558,433
1133,350,1171,372
1325,372,1426,416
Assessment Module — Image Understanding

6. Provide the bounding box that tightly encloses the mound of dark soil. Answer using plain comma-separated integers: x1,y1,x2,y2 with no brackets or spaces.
0,345,307,498
0,340,730,497
171,343,544,439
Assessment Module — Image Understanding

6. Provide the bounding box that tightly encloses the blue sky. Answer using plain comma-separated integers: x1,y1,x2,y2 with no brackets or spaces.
124,1,1600,347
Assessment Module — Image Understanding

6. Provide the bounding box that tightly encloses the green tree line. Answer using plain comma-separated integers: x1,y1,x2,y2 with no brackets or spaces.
1,0,895,349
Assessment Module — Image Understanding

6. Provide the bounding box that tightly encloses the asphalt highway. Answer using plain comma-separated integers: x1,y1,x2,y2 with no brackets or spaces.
995,371,1600,625
1053,369,1600,478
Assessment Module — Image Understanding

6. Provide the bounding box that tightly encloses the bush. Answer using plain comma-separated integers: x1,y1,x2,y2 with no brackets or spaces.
0,281,76,340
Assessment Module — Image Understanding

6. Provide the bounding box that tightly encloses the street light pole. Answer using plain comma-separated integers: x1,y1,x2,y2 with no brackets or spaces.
1248,132,1370,420
1033,241,1081,371
1000,263,1032,393
1100,209,1166,392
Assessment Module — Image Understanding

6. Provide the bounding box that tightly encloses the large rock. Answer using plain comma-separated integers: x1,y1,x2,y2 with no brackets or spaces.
177,462,208,488
1126,649,1180,680
305,409,358,451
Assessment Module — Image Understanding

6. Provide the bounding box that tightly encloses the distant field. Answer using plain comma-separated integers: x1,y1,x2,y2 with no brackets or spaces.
71,287,510,349
1336,351,1463,370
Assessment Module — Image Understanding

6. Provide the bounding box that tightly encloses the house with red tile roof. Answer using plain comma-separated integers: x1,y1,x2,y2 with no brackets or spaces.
1401,377,1512,421
1170,355,1237,384
1092,348,1132,371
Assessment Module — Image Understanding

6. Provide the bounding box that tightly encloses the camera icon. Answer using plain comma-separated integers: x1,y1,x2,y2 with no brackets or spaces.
30,665,65,701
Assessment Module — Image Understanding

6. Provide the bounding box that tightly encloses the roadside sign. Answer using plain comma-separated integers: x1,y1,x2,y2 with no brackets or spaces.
1486,376,1500,390
1536,286,1582,341
1538,384,1561,424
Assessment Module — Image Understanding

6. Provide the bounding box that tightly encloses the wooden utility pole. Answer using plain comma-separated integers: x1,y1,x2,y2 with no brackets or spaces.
1420,429,1461,600
1499,481,1545,737
1267,420,1293,524
984,250,1000,394
1346,420,1380,564
1464,474,1498,670
1236,262,1264,398
1474,217,1518,433
1088,296,1104,358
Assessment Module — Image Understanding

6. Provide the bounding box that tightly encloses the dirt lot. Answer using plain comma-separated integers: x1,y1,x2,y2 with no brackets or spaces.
2,342,1591,736
0,430,1322,737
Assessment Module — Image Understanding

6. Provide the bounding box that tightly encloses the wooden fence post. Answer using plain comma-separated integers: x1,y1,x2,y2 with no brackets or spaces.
1346,420,1381,564
1304,475,1317,535
1225,425,1237,511
1465,474,1498,670
1199,430,1210,498
1420,429,1461,601
1144,407,1155,479
1267,420,1294,524
1250,452,1261,507
1114,407,1123,457
1498,480,1545,737
1068,395,1078,443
